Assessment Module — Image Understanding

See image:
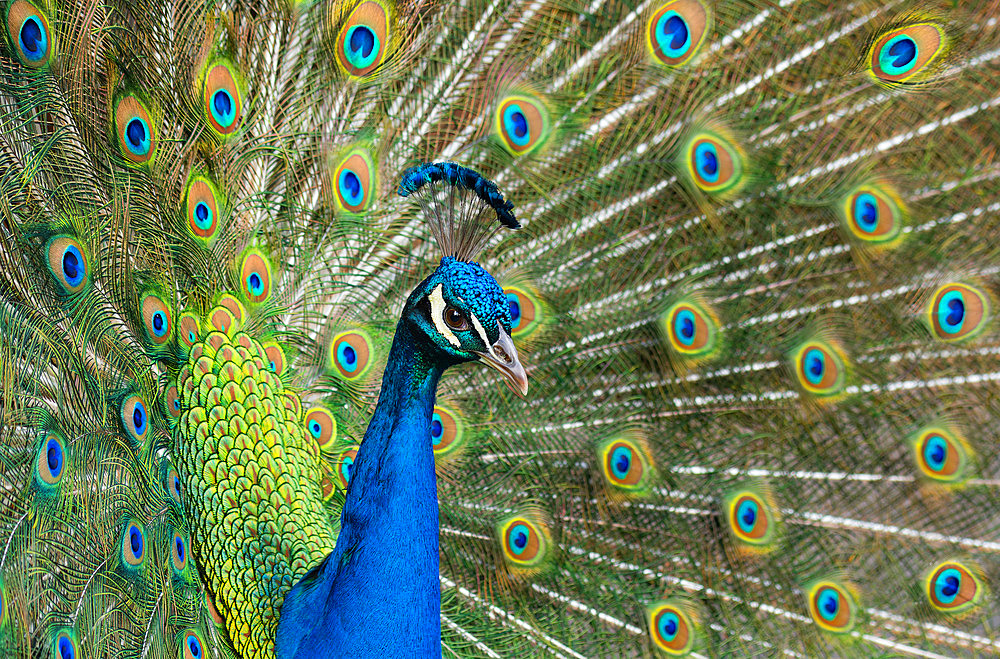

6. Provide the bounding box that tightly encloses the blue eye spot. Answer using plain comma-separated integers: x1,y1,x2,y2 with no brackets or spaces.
502,104,532,147
175,537,185,561
129,525,143,556
658,612,679,640
946,298,964,327
339,169,364,206
672,309,697,347
610,445,632,479
679,316,694,339
350,25,375,58
173,476,181,495
933,567,964,604
700,150,717,175
213,90,234,124
655,11,692,59
818,588,840,620
854,192,879,232
132,404,146,435
804,348,825,384
58,636,75,659
510,111,528,138
508,523,531,554
694,142,720,183
19,18,44,60
662,15,688,50
507,296,521,323
194,201,212,229
340,345,357,369
310,420,322,437
127,119,147,148
431,417,443,443
62,250,78,279
61,246,86,287
45,437,63,477
739,500,757,529
344,25,380,70
924,436,947,471
888,36,916,68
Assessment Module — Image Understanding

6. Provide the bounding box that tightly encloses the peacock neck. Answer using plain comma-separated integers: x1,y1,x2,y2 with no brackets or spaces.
276,320,445,658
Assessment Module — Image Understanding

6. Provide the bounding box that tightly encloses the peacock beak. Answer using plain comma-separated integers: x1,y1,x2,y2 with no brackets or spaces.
474,322,528,396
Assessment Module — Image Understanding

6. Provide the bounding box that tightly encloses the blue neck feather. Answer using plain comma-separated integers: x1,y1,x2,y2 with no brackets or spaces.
276,321,444,658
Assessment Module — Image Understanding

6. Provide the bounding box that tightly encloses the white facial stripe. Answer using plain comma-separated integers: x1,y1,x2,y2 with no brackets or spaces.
428,284,462,348
469,313,491,349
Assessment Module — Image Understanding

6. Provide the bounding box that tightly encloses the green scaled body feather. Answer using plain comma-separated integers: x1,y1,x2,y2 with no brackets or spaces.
0,0,996,657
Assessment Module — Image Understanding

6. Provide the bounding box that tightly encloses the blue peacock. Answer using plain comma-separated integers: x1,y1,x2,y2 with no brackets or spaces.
0,0,997,657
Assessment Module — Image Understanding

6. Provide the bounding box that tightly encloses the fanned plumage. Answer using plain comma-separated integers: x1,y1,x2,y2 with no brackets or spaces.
0,0,998,657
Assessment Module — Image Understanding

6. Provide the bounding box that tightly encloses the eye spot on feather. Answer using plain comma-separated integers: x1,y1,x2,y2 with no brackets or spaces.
792,340,847,399
503,286,541,339
869,23,945,85
165,466,182,503
806,580,858,633
330,330,373,380
209,307,236,334
336,1,390,78
495,94,550,156
114,95,156,164
172,531,188,573
202,61,242,136
646,0,710,67
305,406,337,452
840,183,906,246
47,236,89,294
926,561,983,614
164,386,182,422
646,600,697,655
121,395,150,444
333,149,376,213
178,312,200,348
240,251,272,304
912,426,970,483
141,294,172,346
725,489,779,551
661,299,719,359
597,434,654,496
36,432,66,487
430,404,465,459
497,514,550,571
337,447,358,489
181,629,206,659
7,1,53,68
682,130,744,196
263,342,286,376
185,176,221,241
55,630,76,659
122,522,145,568
927,283,989,343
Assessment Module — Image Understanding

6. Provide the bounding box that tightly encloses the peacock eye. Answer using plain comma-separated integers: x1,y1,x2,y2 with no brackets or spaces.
444,306,468,330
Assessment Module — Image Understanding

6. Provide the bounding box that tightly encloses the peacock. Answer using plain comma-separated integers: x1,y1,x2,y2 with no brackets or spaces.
0,0,997,656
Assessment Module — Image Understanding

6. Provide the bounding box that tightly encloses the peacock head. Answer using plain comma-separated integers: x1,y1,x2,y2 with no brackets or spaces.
404,256,527,395
397,161,529,394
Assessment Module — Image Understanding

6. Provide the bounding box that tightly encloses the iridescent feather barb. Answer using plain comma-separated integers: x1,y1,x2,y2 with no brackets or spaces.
398,161,519,261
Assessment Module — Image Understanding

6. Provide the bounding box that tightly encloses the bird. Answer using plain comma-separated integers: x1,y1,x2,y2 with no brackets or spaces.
0,0,997,657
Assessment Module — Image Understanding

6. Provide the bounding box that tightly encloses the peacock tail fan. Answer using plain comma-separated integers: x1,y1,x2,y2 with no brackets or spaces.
0,0,996,657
